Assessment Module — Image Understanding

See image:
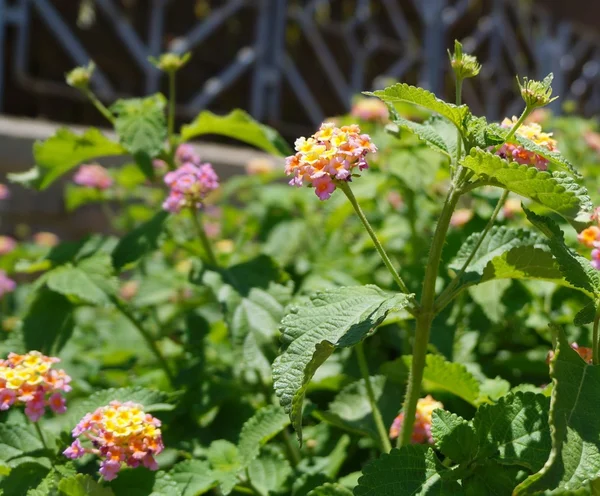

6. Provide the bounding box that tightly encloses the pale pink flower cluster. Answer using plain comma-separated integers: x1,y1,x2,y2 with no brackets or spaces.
0,235,16,255
0,184,9,200
351,97,389,122
0,351,71,421
64,401,164,481
389,395,443,444
285,123,377,200
73,164,113,190
162,144,219,213
495,116,558,171
33,232,59,248
0,271,16,299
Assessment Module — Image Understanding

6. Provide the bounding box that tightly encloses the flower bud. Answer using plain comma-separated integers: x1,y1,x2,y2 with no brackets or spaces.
517,73,558,110
149,52,191,73
66,62,95,89
448,40,481,80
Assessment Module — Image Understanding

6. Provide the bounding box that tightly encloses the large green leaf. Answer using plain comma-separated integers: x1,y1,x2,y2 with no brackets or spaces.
272,286,413,443
462,460,525,496
112,211,169,270
58,474,115,496
0,425,45,468
473,392,551,472
108,469,181,496
180,109,291,156
515,327,600,494
8,128,125,190
430,410,477,464
169,460,217,496
238,405,290,466
247,450,292,495
206,440,241,496
462,149,592,223
368,83,470,130
0,463,49,495
111,94,167,157
354,446,463,495
387,115,457,159
307,483,353,495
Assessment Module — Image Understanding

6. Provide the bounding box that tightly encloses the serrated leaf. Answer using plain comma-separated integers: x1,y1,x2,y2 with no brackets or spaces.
515,327,600,494
0,462,49,495
111,94,167,157
387,115,457,158
112,211,169,270
462,460,525,496
47,266,110,306
108,469,181,496
423,354,480,406
8,128,125,190
207,440,240,495
181,109,291,156
354,446,463,495
238,405,290,466
0,425,45,467
272,286,413,443
169,460,217,496
368,83,470,130
58,474,115,496
307,483,353,495
22,288,75,354
574,300,596,326
462,149,592,224
247,450,292,495
474,392,551,472
431,410,477,464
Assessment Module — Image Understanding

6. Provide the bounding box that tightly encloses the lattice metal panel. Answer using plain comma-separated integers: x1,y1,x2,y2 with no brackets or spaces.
0,0,599,138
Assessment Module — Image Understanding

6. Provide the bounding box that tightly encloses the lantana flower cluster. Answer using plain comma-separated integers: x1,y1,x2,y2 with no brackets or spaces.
0,351,71,421
0,235,16,255
389,395,443,444
576,209,600,270
285,123,377,200
496,116,557,171
351,97,389,122
74,164,113,190
162,144,219,213
0,271,16,299
64,401,164,481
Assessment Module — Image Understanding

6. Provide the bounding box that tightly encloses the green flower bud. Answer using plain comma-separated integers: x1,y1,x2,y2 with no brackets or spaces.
66,62,95,89
448,40,481,80
517,73,558,110
149,52,191,73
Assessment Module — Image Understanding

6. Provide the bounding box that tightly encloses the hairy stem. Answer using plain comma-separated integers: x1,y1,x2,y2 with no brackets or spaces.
33,421,55,467
398,187,460,447
594,307,600,365
434,189,509,312
281,428,302,466
168,71,176,146
338,181,412,299
454,76,464,179
190,208,218,266
113,298,175,386
356,342,392,453
83,88,115,124
492,107,532,154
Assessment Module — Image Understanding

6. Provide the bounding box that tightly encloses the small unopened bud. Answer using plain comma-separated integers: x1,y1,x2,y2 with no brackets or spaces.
66,62,95,89
448,40,481,80
517,73,558,110
149,52,191,73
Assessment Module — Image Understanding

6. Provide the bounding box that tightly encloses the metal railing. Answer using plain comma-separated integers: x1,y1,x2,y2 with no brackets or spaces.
1,0,599,136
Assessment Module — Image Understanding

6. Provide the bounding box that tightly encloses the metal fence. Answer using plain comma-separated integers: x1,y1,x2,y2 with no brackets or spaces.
1,0,599,137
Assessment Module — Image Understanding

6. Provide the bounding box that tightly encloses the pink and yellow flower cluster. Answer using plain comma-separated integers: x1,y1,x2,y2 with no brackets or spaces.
0,270,16,299
351,97,389,122
577,209,600,270
162,144,219,213
496,116,557,171
389,395,443,444
64,401,164,481
0,351,71,421
285,123,377,200
73,164,113,190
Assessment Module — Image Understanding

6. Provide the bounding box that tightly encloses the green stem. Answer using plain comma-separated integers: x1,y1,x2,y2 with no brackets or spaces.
168,71,176,146
33,421,55,467
454,76,464,179
281,428,301,467
234,485,256,495
593,306,600,365
83,88,115,124
190,208,218,266
338,181,412,298
492,107,532,154
113,299,175,386
356,342,392,453
398,187,461,447
434,189,509,312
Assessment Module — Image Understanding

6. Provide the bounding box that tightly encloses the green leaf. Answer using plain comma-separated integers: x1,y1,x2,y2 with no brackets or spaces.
462,460,525,496
368,83,470,130
22,288,75,354
515,327,600,494
47,265,112,306
574,300,596,326
207,440,241,496
0,463,49,495
423,355,480,406
169,460,217,496
238,405,291,466
0,425,45,467
524,208,600,296
112,211,169,270
109,469,181,496
8,128,125,190
272,286,413,443
474,392,551,472
387,115,457,159
431,410,477,464
181,109,291,156
65,184,105,211
307,483,353,495
58,474,115,496
462,148,592,224
247,450,292,495
354,446,463,495
111,94,167,157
